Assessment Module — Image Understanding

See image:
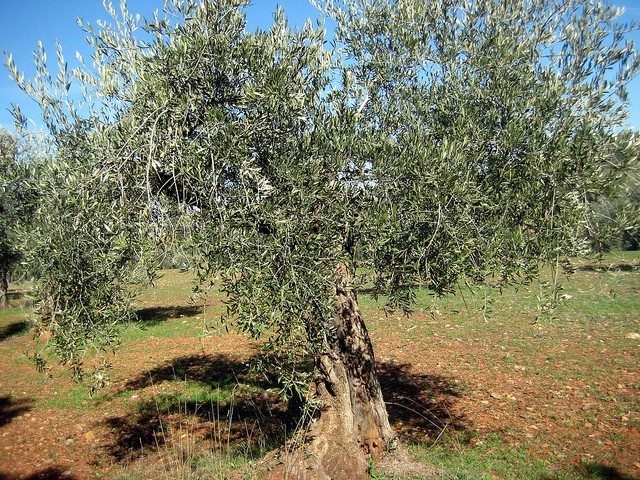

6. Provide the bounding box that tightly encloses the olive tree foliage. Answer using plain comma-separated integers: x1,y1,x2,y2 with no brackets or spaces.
18,139,155,383
7,6,157,382
5,0,639,470
0,127,44,307
315,0,639,286
309,0,639,328
586,130,640,252
7,0,338,391
0,129,24,306
93,0,340,396
0,129,21,307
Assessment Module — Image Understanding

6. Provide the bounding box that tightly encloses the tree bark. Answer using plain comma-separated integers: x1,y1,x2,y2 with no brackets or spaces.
266,285,397,479
0,270,8,308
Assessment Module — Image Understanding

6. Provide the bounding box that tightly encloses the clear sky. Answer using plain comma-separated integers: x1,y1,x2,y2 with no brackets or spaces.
0,0,639,132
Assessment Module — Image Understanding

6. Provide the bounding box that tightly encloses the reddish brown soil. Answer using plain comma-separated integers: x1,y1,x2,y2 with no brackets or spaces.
0,293,638,479
375,328,640,477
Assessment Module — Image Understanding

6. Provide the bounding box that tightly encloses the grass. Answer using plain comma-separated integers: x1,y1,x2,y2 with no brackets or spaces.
0,252,638,479
408,434,555,480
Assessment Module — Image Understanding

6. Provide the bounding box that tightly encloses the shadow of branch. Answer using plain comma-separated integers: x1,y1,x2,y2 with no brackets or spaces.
0,395,33,427
378,362,467,445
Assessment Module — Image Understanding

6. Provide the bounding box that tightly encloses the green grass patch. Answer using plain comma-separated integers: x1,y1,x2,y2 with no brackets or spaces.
410,433,555,479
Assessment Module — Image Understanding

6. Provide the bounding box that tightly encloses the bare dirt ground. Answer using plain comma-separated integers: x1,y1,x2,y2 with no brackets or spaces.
0,261,638,479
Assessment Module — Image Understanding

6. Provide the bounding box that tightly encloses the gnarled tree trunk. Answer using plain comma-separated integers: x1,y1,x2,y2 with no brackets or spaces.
267,285,397,479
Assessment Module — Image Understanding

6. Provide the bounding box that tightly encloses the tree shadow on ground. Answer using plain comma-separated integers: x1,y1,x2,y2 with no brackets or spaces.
135,305,204,326
542,463,638,480
575,262,637,273
0,320,31,341
0,395,32,427
580,464,638,480
100,354,467,462
0,467,78,480
356,284,419,297
102,353,289,461
378,362,467,444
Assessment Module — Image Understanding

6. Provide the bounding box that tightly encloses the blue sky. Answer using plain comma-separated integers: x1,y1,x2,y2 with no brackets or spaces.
0,0,639,131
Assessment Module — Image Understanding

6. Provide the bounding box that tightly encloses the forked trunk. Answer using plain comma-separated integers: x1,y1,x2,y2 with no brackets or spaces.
267,286,396,479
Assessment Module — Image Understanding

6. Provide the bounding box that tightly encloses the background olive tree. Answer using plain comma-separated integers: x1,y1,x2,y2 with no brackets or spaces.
0,127,43,307
586,130,640,252
0,128,23,307
7,0,639,476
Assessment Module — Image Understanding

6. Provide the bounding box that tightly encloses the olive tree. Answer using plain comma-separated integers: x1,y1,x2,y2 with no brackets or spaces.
0,127,42,307
585,130,640,251
0,128,22,306
7,0,638,477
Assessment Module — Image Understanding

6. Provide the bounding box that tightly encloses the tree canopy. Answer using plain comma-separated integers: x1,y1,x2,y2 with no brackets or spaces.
6,0,639,476
0,127,42,307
